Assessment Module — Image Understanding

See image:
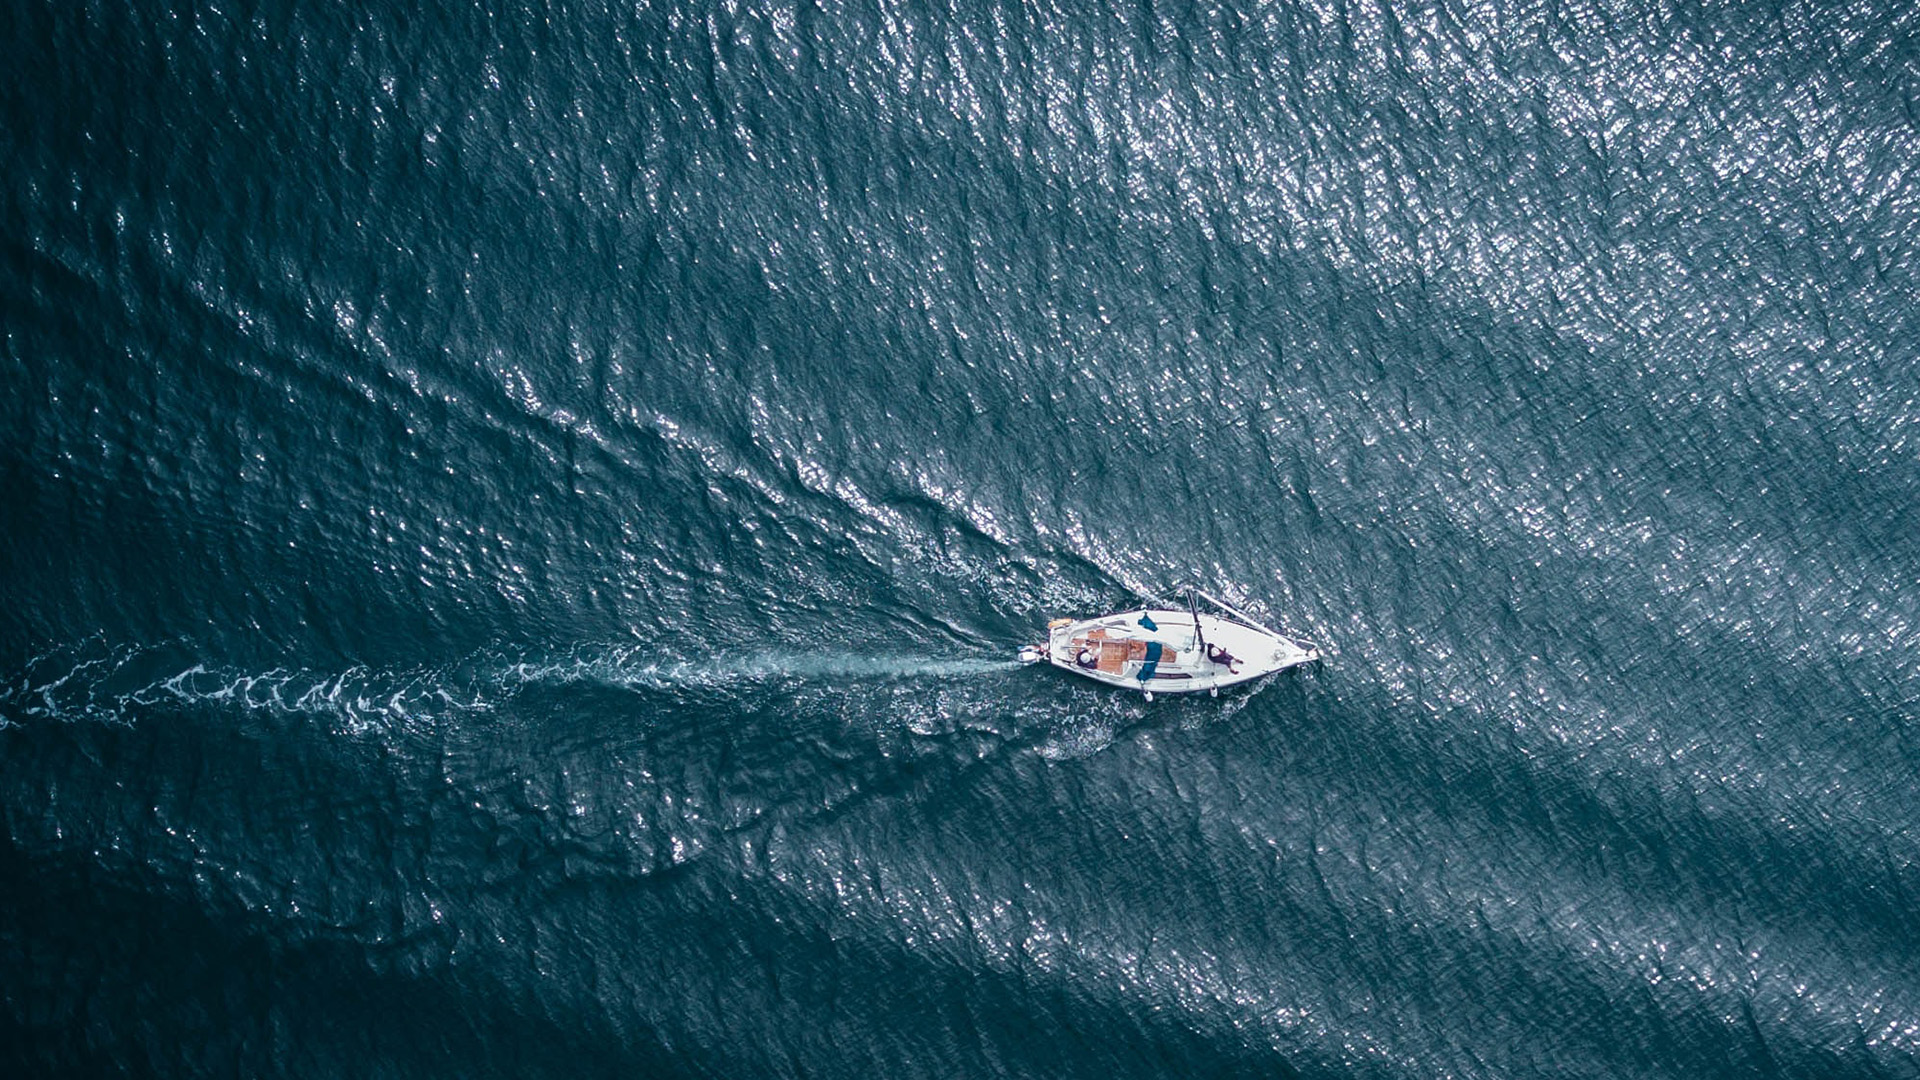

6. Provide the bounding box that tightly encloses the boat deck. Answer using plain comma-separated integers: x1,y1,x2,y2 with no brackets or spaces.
1041,605,1317,695
1075,634,1181,675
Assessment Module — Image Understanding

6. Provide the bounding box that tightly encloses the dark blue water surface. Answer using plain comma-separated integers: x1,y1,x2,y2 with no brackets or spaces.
4,0,1919,1076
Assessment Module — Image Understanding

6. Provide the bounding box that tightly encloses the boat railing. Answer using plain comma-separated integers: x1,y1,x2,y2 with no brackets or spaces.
1136,585,1325,657
1188,587,1323,656
1193,588,1281,637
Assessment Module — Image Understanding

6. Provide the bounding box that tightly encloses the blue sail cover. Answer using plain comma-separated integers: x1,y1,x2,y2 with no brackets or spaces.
1136,641,1163,682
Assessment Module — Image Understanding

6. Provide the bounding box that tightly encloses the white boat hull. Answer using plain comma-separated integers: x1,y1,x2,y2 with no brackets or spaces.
1028,607,1318,696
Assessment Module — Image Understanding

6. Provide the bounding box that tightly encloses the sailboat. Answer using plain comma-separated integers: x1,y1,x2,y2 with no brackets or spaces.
1017,588,1319,699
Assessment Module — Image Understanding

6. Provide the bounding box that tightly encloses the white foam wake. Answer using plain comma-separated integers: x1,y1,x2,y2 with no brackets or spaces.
504,648,1022,691
2,640,1024,733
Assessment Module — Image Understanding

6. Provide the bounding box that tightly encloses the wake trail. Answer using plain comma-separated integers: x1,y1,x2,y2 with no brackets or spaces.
512,650,1024,690
2,641,1025,731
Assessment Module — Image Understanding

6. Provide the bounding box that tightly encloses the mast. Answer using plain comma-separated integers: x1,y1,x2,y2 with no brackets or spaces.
1189,586,1207,656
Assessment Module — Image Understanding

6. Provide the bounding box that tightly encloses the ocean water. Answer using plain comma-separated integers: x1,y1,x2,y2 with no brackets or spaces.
3,0,1918,1075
